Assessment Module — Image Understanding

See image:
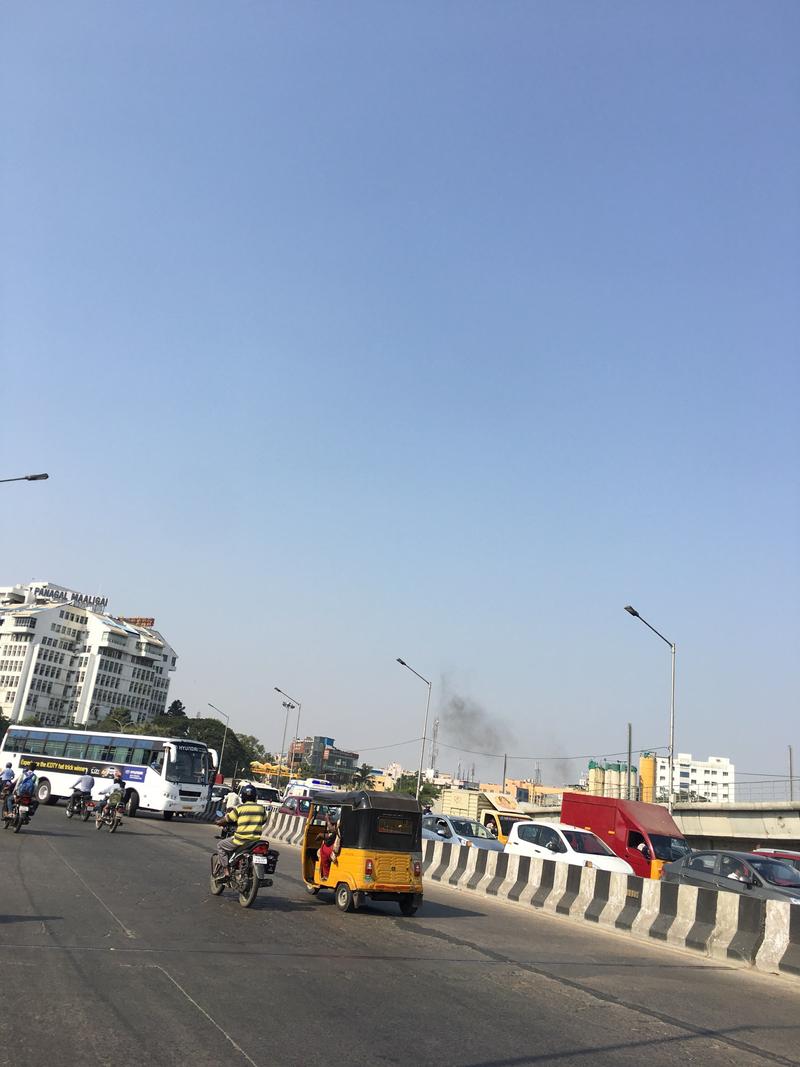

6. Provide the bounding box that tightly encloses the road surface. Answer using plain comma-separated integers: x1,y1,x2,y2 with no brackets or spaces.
1,806,798,1066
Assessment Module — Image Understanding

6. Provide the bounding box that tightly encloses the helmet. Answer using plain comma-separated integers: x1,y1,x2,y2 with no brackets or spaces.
28,763,37,771
4,762,11,768
240,784,257,802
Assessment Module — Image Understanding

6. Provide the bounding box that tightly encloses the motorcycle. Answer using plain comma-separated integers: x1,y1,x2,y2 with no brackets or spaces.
3,793,33,833
209,840,280,908
216,809,234,839
66,792,95,821
95,800,124,833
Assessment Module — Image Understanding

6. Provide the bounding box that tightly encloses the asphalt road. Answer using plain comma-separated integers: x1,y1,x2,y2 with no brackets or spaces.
1,806,798,1067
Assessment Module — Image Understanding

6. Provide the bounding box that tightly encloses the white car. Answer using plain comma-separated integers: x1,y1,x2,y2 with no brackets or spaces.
504,820,634,874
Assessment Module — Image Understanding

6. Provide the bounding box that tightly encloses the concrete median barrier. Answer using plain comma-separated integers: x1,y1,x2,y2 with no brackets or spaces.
260,811,798,979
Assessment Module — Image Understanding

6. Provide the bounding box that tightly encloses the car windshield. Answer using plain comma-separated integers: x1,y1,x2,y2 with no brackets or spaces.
649,834,692,861
451,818,493,839
748,857,800,888
499,815,527,835
562,830,616,857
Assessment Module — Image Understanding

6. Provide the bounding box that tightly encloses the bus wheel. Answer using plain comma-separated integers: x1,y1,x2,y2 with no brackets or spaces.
36,779,52,804
125,791,139,818
162,811,173,820
335,883,354,913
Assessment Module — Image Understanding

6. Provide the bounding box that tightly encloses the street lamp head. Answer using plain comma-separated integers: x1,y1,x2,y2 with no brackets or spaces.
396,658,406,666
624,605,639,618
274,687,281,693
25,473,49,481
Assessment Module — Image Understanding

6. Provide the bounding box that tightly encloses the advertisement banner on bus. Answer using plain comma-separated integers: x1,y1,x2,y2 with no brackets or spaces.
19,756,148,782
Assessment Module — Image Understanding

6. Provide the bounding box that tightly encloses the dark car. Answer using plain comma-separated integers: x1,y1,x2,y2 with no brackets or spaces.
662,849,800,905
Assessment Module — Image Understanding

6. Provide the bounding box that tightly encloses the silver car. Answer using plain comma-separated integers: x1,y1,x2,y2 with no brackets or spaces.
662,850,800,904
422,813,504,852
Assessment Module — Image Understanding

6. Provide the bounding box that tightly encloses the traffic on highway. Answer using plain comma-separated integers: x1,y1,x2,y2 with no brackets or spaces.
3,793,800,1067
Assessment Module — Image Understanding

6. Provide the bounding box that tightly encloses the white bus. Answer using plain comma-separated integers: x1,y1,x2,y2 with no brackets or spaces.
0,725,218,819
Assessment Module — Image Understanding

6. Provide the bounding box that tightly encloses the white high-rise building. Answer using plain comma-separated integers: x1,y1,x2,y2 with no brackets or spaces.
0,581,177,727
656,752,735,803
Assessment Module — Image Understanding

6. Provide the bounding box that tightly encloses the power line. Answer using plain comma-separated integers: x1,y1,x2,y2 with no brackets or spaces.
353,737,422,753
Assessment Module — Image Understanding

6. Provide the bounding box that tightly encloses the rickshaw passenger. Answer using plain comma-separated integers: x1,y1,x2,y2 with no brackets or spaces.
317,815,341,879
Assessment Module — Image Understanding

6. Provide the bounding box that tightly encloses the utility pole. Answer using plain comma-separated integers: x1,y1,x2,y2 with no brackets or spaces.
502,753,508,795
431,718,440,774
626,723,633,800
790,745,795,802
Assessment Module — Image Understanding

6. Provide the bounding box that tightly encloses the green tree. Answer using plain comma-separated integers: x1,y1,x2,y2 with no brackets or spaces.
94,710,134,732
186,717,250,779
237,734,270,767
350,762,376,788
165,699,186,718
392,773,439,807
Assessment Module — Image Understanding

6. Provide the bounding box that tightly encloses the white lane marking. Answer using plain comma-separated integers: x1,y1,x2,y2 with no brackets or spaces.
151,963,262,1067
45,840,136,940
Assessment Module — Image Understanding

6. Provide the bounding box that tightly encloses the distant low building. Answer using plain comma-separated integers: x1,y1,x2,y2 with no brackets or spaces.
289,734,359,784
656,753,735,803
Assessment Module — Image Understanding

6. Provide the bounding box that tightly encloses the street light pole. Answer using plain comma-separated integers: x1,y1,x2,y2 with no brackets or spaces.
208,702,230,781
274,687,302,782
0,473,49,484
624,606,677,813
396,658,432,801
279,700,296,785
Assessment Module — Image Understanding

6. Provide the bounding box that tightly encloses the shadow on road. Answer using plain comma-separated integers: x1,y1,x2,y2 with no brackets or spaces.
0,915,62,924
461,1023,800,1066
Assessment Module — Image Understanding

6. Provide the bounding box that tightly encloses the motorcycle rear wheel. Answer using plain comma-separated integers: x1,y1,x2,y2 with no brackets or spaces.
95,817,104,830
209,858,225,895
239,872,259,908
109,817,120,833
14,814,23,833
82,809,91,822
66,806,75,819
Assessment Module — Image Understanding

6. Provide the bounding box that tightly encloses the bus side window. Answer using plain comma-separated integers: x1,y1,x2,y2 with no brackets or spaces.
150,751,165,773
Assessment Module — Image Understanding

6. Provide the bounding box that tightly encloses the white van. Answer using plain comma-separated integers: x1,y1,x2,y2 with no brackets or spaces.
281,777,333,800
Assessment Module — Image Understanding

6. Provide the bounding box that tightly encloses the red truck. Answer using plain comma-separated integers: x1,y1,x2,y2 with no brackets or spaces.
560,792,691,879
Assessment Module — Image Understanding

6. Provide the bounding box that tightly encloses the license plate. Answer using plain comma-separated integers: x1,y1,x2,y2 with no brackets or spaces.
253,856,268,866
182,806,193,811
19,806,29,814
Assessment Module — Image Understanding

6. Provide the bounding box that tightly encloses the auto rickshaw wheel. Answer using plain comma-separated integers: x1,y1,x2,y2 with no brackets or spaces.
335,882,354,912
399,895,418,917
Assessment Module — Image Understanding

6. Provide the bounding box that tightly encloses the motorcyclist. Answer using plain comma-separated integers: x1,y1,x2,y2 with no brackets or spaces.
68,772,95,814
98,769,126,816
14,765,38,817
1,763,16,815
215,783,267,875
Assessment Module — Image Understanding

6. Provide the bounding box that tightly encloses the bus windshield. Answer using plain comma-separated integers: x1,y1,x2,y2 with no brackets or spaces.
165,744,209,785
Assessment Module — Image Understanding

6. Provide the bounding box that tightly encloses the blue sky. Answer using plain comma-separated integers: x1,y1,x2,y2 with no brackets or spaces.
2,3,798,787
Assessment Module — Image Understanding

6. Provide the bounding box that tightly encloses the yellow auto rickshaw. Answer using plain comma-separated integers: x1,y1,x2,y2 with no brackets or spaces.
302,790,423,915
